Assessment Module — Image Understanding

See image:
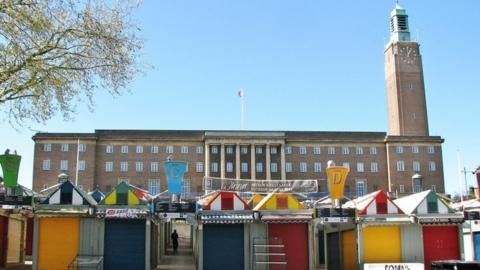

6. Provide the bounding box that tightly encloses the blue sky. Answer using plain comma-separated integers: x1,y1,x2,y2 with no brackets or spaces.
1,1,479,194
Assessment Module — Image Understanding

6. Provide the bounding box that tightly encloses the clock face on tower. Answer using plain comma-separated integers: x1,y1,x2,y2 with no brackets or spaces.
399,46,418,65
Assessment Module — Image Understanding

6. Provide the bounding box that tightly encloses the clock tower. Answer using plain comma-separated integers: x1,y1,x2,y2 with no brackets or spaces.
385,4,429,136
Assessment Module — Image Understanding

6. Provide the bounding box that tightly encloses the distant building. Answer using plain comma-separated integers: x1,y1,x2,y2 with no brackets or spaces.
31,4,445,196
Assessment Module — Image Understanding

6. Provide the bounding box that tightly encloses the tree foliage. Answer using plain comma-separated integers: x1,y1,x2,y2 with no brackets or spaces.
0,0,144,124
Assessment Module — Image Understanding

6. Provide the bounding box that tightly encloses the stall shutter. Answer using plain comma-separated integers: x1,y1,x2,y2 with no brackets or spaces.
7,218,22,263
25,217,34,256
400,225,423,262
474,232,480,260
203,224,244,270
269,223,308,270
363,226,401,263
0,216,8,267
80,218,104,256
343,230,357,270
104,219,145,270
423,226,460,270
38,217,80,270
318,229,325,265
327,232,340,270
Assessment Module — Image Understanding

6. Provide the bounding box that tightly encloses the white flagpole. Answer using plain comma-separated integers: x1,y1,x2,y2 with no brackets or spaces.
240,88,245,130
457,150,464,205
75,138,80,186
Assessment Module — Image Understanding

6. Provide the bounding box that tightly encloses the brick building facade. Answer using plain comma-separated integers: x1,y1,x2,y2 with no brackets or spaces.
31,4,445,197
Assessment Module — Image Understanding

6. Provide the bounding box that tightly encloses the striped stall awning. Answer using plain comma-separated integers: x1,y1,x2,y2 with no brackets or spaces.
260,214,312,223
200,214,253,224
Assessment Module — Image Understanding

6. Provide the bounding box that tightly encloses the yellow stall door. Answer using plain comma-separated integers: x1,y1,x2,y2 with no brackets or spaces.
38,218,80,270
343,230,357,270
7,218,22,263
363,226,401,263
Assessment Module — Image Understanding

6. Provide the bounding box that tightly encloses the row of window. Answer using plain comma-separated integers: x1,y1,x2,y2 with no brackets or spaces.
43,143,87,152
395,145,435,154
109,145,202,154
396,161,436,172
353,180,436,197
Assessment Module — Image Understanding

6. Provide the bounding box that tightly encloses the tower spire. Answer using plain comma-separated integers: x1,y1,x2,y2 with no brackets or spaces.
390,3,411,42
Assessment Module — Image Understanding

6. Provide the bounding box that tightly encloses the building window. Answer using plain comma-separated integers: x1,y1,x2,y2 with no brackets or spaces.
427,146,435,154
185,163,189,172
120,161,128,172
196,162,204,172
256,163,263,173
149,179,160,195
314,162,322,172
181,145,189,154
397,161,405,172
151,162,159,172
356,180,366,197
369,146,377,155
299,146,307,155
151,145,159,154
313,147,321,155
286,163,293,173
256,146,263,154
343,162,350,169
241,162,248,173
241,146,248,154
166,145,174,154
413,179,422,193
399,184,405,193
396,146,404,154
118,178,129,184
356,147,364,155
412,146,419,154
271,163,278,173
342,147,349,155
300,162,307,173
136,145,143,154
413,161,420,172
61,143,69,152
135,162,143,172
328,146,335,155
105,162,113,172
428,161,436,171
226,162,233,173
271,146,277,154
182,179,191,198
431,185,436,192
106,145,114,153
78,160,86,171
42,160,51,170
78,143,86,152
371,162,378,173
357,163,364,172
121,145,128,154
211,162,219,173
226,146,233,154
43,143,52,152
285,146,292,154
210,146,218,154
196,146,204,154
60,160,68,171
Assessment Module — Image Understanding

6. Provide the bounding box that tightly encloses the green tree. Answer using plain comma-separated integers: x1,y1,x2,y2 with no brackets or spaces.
0,0,144,124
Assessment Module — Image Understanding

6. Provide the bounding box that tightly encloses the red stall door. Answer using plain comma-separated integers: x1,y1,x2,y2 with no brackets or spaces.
0,216,8,268
268,223,308,270
25,217,34,256
423,226,460,270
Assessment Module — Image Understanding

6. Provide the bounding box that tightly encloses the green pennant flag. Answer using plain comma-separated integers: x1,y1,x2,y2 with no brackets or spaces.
0,154,21,188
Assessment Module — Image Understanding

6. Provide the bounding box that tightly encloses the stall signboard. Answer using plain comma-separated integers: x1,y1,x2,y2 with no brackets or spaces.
164,161,186,194
154,202,196,213
0,154,21,188
0,194,32,205
204,177,318,193
364,263,424,270
104,208,146,219
316,207,356,218
464,211,480,220
418,217,464,224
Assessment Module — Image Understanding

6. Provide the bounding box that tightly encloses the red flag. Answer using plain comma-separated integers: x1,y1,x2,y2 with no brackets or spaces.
237,88,243,97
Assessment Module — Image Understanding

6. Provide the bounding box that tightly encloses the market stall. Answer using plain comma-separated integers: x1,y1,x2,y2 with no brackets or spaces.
394,189,463,270
196,191,252,270
33,180,96,270
97,182,151,270
253,193,313,270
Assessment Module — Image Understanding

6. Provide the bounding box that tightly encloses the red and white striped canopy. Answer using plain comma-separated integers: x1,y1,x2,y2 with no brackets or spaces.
203,191,250,211
344,190,403,215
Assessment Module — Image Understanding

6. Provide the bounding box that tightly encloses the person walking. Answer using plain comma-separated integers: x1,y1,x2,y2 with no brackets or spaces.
171,229,179,254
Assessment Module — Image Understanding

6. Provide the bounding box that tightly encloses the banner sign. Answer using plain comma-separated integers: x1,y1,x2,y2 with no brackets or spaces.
0,154,21,188
465,211,480,220
104,208,146,219
154,202,196,213
164,161,187,194
326,166,349,199
0,194,32,206
364,263,424,270
418,217,464,224
204,177,318,193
